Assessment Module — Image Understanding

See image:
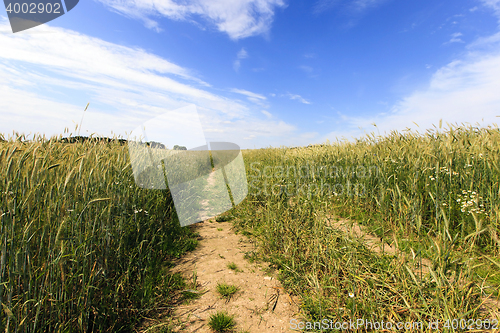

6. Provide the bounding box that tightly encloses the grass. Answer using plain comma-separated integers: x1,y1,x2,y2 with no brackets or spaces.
0,134,199,332
216,282,239,299
243,251,257,263
2,123,499,331
180,270,203,302
181,290,202,302
226,262,242,272
216,215,234,222
229,123,500,328
208,311,236,332
143,322,176,333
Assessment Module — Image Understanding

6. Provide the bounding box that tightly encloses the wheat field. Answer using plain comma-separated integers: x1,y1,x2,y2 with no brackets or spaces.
0,134,198,332
230,123,500,330
1,123,499,332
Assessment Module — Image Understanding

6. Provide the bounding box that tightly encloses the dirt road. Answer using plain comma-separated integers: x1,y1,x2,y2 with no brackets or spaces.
169,218,300,332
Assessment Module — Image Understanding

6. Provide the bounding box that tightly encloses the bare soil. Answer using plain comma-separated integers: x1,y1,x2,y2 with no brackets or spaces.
168,218,300,332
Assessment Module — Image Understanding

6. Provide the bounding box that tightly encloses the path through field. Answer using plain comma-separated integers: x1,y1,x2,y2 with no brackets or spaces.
163,170,300,332
168,218,300,332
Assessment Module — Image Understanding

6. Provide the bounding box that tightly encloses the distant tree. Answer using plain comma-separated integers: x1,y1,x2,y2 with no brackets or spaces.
173,145,187,150
59,136,127,145
148,141,166,149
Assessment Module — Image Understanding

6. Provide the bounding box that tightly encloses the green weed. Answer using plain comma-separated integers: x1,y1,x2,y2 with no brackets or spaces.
208,311,236,332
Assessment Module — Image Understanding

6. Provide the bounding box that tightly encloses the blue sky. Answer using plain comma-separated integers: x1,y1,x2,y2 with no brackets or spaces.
1,0,500,148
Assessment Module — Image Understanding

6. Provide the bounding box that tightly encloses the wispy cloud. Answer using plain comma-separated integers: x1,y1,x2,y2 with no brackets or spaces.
261,110,273,118
317,0,500,143
237,48,248,59
285,93,311,104
230,88,266,101
233,47,248,71
299,65,320,78
352,0,389,11
322,42,500,142
312,0,341,14
446,32,464,44
0,22,305,148
480,0,500,20
95,0,287,40
467,31,500,50
313,0,388,15
231,88,268,107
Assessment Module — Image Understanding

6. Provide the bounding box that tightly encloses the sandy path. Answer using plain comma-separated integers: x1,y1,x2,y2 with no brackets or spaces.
168,219,300,332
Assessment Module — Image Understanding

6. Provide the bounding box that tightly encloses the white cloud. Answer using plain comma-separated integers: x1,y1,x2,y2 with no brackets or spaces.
230,88,268,107
482,0,500,6
320,1,500,143
480,0,500,20
261,110,273,118
204,128,225,133
352,0,389,11
0,23,214,95
237,48,248,59
233,47,248,71
95,0,287,40
286,93,311,104
313,0,388,15
467,31,500,51
323,47,500,142
447,32,464,44
312,0,341,14
205,116,297,145
230,88,266,100
0,22,304,148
